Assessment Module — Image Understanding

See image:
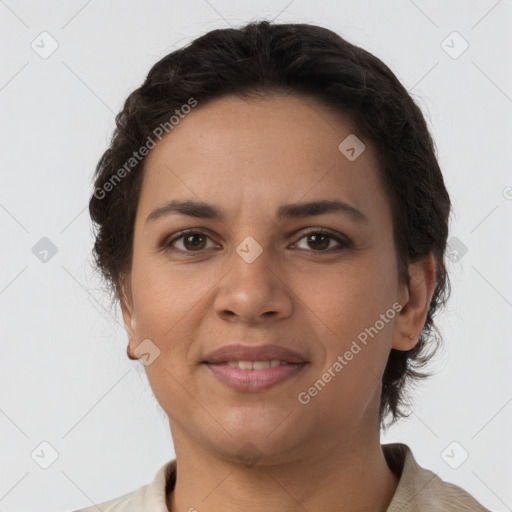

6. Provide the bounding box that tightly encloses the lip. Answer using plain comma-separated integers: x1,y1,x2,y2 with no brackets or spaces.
202,343,307,364
203,362,308,392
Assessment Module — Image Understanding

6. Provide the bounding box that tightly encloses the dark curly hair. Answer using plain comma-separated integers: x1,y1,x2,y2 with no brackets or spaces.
88,20,451,429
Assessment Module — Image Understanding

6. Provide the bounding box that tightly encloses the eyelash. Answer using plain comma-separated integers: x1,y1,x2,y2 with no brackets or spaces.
161,228,352,256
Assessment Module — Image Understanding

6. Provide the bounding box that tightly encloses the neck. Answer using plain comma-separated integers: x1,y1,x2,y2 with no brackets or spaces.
166,423,399,512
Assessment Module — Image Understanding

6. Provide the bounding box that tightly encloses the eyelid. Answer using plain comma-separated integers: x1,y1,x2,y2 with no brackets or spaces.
290,227,352,249
162,228,219,253
161,227,352,253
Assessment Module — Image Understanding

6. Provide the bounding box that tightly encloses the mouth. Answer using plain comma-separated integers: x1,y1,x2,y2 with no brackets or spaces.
202,343,307,365
202,360,308,392
204,360,303,369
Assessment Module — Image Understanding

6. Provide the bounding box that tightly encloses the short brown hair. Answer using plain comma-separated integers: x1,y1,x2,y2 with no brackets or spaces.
89,20,451,428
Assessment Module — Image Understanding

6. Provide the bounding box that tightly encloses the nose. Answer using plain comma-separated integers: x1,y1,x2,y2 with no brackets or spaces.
213,243,293,324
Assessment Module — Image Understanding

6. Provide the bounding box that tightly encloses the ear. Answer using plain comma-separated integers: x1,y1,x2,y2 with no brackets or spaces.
392,253,437,351
119,275,137,343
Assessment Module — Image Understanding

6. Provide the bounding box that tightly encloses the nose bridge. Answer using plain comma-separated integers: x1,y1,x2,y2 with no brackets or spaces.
214,233,292,321
230,233,276,292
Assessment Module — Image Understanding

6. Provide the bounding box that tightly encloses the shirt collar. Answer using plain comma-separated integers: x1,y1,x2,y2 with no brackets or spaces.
137,443,460,511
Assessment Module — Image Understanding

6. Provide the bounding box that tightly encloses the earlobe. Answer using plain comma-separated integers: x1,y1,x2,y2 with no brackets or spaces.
391,253,437,351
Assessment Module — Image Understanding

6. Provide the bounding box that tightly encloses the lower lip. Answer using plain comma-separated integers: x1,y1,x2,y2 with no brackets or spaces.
203,363,307,392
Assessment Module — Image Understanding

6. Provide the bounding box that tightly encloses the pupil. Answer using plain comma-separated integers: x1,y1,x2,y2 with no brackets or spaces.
309,234,329,250
185,234,205,250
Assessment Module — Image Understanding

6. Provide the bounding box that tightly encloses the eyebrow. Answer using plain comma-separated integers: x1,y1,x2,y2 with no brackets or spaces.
145,199,369,225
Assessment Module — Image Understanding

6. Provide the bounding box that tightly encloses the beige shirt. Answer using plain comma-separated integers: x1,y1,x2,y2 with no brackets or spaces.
72,443,490,511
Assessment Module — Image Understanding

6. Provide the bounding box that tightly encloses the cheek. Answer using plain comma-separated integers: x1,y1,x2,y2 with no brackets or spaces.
131,250,195,325
296,255,394,331
130,256,222,370
296,254,396,383
300,273,395,422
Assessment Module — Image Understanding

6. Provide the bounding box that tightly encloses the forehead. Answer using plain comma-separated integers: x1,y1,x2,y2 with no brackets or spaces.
138,94,389,225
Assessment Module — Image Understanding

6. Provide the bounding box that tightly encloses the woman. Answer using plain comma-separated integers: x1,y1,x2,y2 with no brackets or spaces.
77,20,489,512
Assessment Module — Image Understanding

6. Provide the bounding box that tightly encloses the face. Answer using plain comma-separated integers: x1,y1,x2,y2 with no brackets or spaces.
120,93,422,464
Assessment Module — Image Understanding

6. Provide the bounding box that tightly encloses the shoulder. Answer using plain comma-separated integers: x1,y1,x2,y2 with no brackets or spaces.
383,443,490,512
70,459,176,512
71,488,138,512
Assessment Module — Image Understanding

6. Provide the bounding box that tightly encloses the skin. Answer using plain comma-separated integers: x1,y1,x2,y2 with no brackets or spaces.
120,93,437,512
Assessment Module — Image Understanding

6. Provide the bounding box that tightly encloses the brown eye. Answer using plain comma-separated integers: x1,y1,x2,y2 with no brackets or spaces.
162,228,350,256
293,229,351,252
182,233,207,251
306,233,330,250
163,231,216,253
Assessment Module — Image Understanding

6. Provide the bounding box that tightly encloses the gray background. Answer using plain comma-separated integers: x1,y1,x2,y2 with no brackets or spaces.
0,1,511,511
